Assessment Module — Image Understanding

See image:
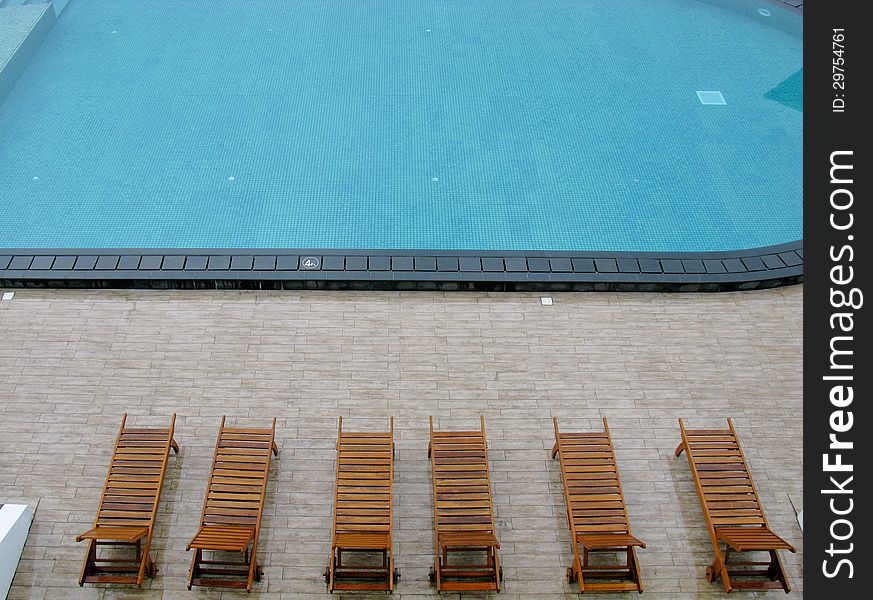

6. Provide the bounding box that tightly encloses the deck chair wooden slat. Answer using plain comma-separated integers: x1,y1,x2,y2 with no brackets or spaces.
428,416,501,593
325,416,397,592
675,418,796,593
551,417,645,593
76,413,179,586
186,416,278,592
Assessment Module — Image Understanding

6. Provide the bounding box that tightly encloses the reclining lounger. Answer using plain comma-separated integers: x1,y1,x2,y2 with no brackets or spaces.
186,416,279,591
325,416,398,592
76,413,179,586
428,416,501,592
551,417,645,593
675,418,795,593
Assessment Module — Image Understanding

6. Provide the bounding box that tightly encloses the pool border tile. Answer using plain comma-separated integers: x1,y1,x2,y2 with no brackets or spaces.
29,255,54,270
0,241,803,292
9,256,34,270
184,256,208,270
345,256,367,271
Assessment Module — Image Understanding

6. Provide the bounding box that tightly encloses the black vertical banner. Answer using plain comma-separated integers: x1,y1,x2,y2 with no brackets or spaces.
804,1,870,596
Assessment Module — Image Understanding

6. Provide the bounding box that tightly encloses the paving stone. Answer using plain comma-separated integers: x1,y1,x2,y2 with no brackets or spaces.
0,287,804,598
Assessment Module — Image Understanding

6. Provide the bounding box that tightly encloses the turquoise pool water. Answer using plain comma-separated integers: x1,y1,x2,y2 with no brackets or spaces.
0,0,802,251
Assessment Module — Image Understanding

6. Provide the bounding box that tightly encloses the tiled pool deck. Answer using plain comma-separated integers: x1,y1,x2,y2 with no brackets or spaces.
0,286,803,598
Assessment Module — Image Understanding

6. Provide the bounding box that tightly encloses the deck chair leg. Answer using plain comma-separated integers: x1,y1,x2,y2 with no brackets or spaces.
706,553,727,583
389,551,395,593
568,542,583,585
494,546,501,592
247,546,257,592
78,539,96,586
434,550,442,592
630,547,644,593
721,546,735,593
765,551,777,577
703,535,731,591
187,548,200,590
674,441,686,456
550,442,559,459
769,550,792,593
709,550,732,593
135,538,150,584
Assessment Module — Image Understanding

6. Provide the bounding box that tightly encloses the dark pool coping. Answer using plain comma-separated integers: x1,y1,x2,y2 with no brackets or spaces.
0,242,802,292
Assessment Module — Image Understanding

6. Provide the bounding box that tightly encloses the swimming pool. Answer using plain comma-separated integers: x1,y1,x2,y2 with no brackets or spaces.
0,0,802,290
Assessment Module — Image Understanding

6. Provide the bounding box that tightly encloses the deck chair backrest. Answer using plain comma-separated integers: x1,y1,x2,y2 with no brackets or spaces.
333,416,394,538
429,415,496,537
94,413,177,533
679,418,767,530
199,416,277,530
554,417,631,537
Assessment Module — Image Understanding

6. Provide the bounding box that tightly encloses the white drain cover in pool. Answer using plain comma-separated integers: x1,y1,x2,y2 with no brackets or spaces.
697,90,727,105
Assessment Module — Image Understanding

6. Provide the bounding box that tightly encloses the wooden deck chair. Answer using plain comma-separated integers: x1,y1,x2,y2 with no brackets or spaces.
675,418,796,593
551,417,645,593
324,417,399,592
76,413,179,586
428,416,501,592
186,416,279,591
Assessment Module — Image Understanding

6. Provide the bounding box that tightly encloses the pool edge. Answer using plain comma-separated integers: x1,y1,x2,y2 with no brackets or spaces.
0,242,802,292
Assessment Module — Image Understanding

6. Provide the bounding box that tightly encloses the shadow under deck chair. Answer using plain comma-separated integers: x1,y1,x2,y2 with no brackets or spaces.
76,413,179,586
675,418,795,593
551,417,645,593
324,417,399,592
186,416,279,591
428,416,501,592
